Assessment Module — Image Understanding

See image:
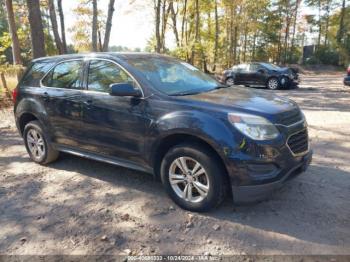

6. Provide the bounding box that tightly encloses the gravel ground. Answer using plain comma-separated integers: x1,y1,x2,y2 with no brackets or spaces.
0,73,349,255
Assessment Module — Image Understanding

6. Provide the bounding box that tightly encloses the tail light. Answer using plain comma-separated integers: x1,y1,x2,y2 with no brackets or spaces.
12,87,18,103
347,66,350,75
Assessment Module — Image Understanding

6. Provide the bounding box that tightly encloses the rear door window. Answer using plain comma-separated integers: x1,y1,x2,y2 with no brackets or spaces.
249,64,263,72
42,60,84,89
237,64,248,72
21,61,55,87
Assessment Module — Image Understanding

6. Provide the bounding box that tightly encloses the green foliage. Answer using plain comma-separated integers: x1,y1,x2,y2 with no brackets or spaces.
305,56,321,65
315,46,340,65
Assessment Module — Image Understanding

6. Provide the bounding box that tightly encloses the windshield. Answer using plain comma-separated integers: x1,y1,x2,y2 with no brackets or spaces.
260,63,282,70
126,56,221,95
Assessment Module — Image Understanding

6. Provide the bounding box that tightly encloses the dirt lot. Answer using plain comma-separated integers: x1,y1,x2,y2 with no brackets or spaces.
0,73,349,256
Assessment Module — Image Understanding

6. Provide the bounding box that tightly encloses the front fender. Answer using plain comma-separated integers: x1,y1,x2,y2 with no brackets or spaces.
147,110,238,165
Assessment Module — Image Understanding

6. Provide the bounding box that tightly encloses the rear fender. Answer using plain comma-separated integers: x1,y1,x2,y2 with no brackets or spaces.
15,96,51,137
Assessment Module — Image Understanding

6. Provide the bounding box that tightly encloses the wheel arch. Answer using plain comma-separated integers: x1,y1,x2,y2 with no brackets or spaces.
18,112,39,136
266,75,279,84
15,97,51,137
152,133,232,195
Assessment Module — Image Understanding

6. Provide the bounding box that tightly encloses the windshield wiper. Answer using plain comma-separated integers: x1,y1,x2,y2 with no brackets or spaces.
171,91,202,96
214,85,228,90
171,85,227,96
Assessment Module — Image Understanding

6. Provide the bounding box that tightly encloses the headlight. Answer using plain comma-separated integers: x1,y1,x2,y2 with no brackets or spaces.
228,112,280,140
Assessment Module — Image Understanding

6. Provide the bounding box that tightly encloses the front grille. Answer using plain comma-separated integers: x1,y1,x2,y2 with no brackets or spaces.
278,110,303,126
287,129,308,155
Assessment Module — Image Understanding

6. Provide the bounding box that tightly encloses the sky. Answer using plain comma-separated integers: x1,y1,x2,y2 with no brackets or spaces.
62,0,154,49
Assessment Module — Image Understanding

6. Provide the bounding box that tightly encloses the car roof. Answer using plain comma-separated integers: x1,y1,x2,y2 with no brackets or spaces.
31,52,170,63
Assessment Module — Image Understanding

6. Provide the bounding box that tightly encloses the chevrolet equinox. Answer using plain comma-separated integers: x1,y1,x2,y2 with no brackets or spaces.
14,53,312,212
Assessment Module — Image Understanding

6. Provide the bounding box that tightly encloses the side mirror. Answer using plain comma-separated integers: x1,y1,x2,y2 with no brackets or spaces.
109,83,142,97
258,69,266,74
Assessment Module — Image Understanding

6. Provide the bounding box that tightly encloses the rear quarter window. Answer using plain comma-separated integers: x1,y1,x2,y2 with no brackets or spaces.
21,61,55,87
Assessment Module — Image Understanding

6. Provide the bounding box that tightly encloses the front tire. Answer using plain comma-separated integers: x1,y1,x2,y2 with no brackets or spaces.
23,120,59,164
160,143,226,212
280,76,289,89
266,77,280,90
225,77,234,86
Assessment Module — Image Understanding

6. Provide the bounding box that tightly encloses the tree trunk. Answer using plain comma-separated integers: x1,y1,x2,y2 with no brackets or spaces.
233,26,238,64
336,0,345,44
154,0,161,52
1,73,13,100
48,0,64,54
169,1,180,47
190,0,200,65
290,0,300,57
5,0,22,64
317,0,321,47
180,0,187,47
212,0,219,71
57,0,67,53
92,0,98,51
324,0,330,46
252,32,257,61
98,30,103,51
26,0,46,58
277,29,282,63
283,10,291,64
243,25,248,62
102,0,115,52
160,0,171,52
229,4,233,65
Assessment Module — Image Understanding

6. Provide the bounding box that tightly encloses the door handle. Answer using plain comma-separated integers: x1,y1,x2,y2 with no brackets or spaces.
83,100,93,109
43,92,50,102
83,100,93,105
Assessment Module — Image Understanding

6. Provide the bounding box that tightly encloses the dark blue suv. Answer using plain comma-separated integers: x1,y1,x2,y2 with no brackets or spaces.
13,53,312,212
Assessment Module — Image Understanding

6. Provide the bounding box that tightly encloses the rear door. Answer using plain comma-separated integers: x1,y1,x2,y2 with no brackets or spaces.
80,59,148,164
41,59,86,147
234,64,249,84
248,63,266,85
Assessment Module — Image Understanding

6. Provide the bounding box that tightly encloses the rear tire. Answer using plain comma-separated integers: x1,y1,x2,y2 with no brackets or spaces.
266,77,280,90
23,120,59,165
160,143,226,212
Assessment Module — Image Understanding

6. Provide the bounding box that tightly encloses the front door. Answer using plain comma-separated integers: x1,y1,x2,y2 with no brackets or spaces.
81,59,148,164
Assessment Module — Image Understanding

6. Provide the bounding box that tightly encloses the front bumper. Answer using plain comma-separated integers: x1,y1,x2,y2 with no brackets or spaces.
286,76,299,87
224,118,312,204
231,150,312,203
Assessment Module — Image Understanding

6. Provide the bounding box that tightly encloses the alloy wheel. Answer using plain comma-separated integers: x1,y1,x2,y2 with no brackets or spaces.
268,78,279,89
27,129,45,161
226,78,234,86
169,157,209,203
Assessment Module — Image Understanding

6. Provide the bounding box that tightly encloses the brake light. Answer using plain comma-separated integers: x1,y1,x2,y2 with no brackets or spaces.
12,88,18,103
347,66,350,75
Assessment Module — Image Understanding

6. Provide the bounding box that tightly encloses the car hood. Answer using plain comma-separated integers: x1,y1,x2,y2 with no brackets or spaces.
273,67,290,73
183,87,298,116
